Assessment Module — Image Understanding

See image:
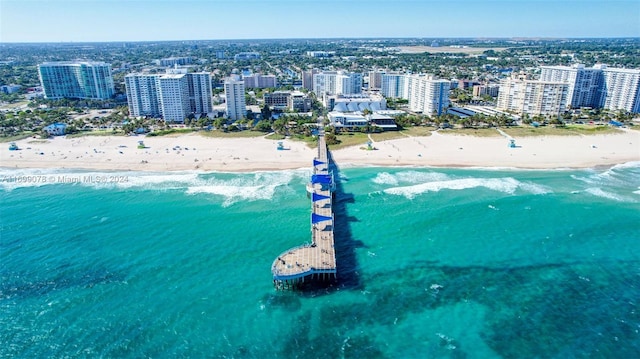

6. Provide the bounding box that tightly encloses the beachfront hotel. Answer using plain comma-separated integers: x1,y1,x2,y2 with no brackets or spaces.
601,67,640,113
407,75,451,116
125,74,160,118
497,76,569,116
38,61,115,100
125,69,212,122
538,64,640,113
539,64,602,109
224,77,247,121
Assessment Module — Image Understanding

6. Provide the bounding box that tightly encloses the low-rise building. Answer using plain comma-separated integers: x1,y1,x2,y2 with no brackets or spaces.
156,57,192,67
234,52,260,61
369,114,398,130
327,111,397,131
327,112,368,130
43,123,67,136
289,91,312,112
325,93,386,112
0,84,22,94
306,51,335,58
243,74,277,89
472,84,500,97
264,91,290,110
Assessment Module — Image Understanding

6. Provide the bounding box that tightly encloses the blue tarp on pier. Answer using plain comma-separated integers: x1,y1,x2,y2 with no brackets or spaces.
311,174,332,184
312,192,331,202
312,213,332,224
313,159,325,166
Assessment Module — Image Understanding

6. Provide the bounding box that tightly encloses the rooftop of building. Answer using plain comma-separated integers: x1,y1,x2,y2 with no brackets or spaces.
39,61,110,66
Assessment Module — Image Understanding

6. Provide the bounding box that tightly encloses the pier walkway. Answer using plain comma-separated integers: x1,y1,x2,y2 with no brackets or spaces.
271,133,336,289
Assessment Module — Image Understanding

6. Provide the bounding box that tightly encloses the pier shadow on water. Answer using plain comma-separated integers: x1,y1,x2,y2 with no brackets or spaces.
293,149,363,295
326,150,363,291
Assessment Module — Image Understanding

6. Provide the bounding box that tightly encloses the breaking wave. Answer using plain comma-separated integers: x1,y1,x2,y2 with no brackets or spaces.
372,170,450,186
584,187,636,203
384,177,551,199
0,167,308,205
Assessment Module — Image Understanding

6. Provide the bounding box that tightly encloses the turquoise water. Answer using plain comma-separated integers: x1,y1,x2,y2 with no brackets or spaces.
1,163,639,358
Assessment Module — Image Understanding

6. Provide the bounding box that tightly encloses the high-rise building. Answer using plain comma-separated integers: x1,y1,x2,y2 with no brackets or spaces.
407,75,450,116
125,71,212,122
313,71,362,96
368,70,385,90
497,77,568,116
187,72,213,115
539,64,602,109
601,67,640,113
313,72,338,96
224,77,246,121
381,73,409,99
125,74,161,118
301,69,318,91
337,72,363,95
157,74,190,122
38,61,115,100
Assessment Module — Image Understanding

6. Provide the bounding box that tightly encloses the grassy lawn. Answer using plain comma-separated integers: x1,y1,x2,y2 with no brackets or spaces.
330,132,371,150
438,128,502,137
564,124,624,135
0,133,37,142
265,133,286,140
503,125,622,137
199,130,266,138
65,130,125,138
0,101,29,110
400,126,436,137
147,128,196,137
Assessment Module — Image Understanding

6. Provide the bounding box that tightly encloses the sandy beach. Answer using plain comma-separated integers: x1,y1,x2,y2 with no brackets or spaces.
1,130,639,172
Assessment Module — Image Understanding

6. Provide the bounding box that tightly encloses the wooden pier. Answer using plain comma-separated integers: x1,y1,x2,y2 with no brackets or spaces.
272,133,336,289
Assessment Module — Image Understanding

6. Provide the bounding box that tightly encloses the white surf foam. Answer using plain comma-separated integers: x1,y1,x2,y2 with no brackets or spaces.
383,177,550,199
372,172,398,185
584,187,635,203
0,168,307,202
396,170,450,184
384,177,517,199
609,161,640,171
372,170,450,186
186,170,306,206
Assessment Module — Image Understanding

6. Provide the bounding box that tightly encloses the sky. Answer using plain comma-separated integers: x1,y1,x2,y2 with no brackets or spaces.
1,0,638,42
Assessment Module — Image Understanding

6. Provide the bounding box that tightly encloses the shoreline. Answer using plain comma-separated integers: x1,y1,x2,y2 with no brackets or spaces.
1,130,639,173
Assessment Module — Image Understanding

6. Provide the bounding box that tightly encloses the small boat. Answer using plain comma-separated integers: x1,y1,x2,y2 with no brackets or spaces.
9,142,19,151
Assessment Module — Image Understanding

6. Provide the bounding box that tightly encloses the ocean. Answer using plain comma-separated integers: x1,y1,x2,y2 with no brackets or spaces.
1,163,639,358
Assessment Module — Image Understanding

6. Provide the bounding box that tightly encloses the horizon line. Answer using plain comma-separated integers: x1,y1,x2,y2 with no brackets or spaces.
2,36,640,45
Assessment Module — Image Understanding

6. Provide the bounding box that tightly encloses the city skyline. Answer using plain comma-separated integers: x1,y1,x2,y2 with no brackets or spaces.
1,0,638,43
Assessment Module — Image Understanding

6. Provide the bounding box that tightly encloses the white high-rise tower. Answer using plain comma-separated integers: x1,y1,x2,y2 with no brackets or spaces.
224,77,246,121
